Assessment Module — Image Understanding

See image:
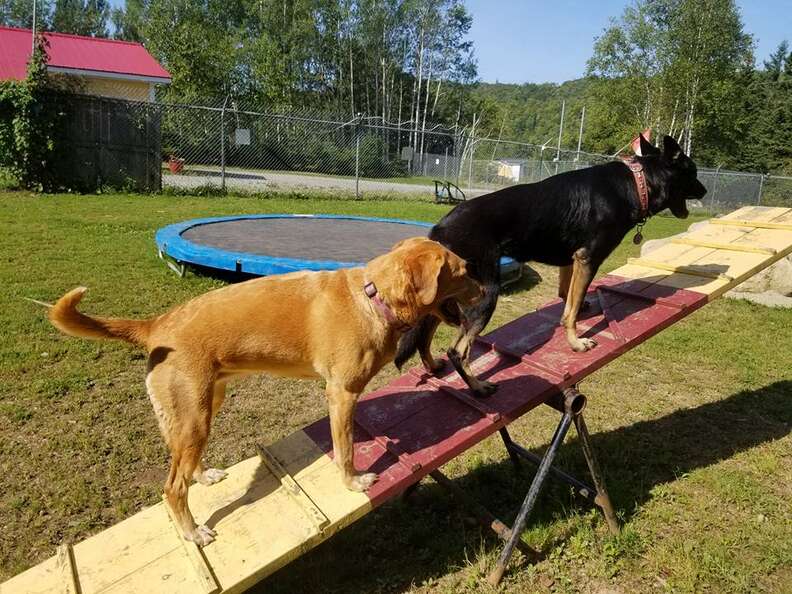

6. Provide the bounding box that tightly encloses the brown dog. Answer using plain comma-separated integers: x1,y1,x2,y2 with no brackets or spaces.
48,237,481,546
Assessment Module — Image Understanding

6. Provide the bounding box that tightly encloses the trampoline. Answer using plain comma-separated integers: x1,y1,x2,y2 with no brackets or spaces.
155,214,521,280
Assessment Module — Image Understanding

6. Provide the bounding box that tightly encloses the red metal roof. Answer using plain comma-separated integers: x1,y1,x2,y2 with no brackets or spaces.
0,26,171,82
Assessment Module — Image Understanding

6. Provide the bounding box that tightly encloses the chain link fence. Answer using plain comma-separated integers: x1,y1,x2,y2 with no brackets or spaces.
32,88,792,210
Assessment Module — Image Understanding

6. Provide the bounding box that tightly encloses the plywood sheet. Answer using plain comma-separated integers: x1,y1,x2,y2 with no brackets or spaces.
611,207,792,298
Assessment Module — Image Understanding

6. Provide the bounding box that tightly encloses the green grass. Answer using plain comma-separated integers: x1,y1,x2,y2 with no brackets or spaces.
0,190,790,593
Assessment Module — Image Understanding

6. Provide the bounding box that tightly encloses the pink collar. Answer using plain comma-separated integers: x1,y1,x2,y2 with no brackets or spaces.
622,157,650,219
364,281,411,332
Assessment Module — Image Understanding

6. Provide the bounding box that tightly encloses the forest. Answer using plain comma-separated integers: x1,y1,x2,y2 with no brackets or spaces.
1,0,789,174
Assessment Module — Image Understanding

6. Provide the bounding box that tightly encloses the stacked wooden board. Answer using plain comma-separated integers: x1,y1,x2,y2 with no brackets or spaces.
4,206,791,594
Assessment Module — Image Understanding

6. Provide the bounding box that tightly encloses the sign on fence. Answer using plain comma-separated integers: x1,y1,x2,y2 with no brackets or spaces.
235,128,251,146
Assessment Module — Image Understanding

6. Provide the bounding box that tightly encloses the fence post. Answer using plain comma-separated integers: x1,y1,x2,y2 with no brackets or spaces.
355,113,361,199
757,174,765,205
467,142,474,192
444,147,448,179
708,166,721,215
220,95,229,192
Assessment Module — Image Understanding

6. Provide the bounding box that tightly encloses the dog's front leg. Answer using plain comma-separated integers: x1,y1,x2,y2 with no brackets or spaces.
419,315,444,373
560,248,597,352
558,264,573,301
327,384,377,491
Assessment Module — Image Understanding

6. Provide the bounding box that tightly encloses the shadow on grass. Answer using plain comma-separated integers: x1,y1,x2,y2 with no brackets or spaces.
256,380,791,594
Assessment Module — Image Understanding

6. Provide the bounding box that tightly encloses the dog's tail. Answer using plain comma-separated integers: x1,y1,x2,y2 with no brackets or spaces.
395,315,437,370
49,287,151,348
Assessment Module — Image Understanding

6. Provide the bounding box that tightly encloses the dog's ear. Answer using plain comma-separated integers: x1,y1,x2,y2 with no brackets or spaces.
663,135,684,161
406,250,444,306
632,130,656,157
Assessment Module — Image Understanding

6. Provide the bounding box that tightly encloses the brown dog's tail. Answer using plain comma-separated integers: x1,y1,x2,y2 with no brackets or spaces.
49,287,151,348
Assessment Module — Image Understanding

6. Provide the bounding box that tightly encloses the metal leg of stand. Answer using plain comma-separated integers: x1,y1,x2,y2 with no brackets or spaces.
486,389,585,586
573,414,620,535
401,481,421,501
499,427,522,470
429,470,539,559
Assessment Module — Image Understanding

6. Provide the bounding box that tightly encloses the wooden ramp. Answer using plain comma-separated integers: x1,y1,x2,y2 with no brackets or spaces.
5,206,791,594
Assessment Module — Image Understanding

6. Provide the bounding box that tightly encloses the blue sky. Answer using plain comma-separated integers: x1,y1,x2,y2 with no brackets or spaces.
466,0,792,84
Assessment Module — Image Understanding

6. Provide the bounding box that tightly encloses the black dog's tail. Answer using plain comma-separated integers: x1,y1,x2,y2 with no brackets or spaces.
395,315,437,370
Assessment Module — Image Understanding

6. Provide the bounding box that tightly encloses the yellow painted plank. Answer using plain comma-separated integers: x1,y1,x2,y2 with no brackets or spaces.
651,272,731,296
670,237,776,255
56,545,79,594
710,219,792,231
718,206,790,222
1,433,369,594
679,224,792,256
627,258,734,281
162,495,220,594
256,442,331,531
772,210,792,224
70,502,195,594
615,207,792,299
1,556,61,594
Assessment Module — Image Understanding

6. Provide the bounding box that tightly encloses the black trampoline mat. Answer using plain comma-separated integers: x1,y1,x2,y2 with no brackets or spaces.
181,218,430,263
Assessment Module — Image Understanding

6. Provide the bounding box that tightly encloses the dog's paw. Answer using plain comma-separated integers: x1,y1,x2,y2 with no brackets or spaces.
473,380,498,398
186,524,216,547
346,472,378,492
423,357,446,374
196,468,227,485
570,337,597,352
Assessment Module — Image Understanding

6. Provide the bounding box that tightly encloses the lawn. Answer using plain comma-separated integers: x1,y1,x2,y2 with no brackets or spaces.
0,190,790,593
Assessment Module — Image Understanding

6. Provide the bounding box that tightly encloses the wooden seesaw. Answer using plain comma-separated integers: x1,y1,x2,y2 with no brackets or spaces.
4,205,791,593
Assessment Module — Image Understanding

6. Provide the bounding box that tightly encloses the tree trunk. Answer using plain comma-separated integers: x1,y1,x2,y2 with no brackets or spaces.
419,52,434,157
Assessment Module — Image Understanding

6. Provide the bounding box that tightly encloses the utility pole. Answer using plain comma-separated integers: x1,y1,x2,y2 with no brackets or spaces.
575,105,585,163
32,0,37,50
555,100,565,174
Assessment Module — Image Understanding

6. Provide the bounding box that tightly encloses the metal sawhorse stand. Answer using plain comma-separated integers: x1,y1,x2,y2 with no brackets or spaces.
410,386,620,586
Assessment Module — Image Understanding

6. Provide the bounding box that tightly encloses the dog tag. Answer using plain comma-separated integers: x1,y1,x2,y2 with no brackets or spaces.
633,231,643,244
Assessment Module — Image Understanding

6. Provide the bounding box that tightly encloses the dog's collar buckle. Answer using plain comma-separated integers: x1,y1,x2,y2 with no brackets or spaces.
364,281,410,332
622,158,650,219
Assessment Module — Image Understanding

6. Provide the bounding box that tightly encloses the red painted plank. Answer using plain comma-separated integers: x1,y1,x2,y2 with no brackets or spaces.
302,275,708,508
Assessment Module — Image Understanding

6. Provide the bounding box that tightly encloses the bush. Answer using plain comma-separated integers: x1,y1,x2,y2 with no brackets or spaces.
0,35,70,191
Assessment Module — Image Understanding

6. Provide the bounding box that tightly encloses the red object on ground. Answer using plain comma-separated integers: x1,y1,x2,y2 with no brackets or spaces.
168,157,185,174
0,26,171,82
302,274,707,506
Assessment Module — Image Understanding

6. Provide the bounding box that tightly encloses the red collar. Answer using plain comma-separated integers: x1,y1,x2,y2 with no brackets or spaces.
622,158,649,219
364,281,410,332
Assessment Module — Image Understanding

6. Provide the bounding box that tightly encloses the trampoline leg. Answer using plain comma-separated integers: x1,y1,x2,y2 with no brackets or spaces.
574,414,620,535
487,391,580,587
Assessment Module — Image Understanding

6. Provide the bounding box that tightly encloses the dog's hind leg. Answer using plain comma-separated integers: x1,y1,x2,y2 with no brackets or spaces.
561,248,597,352
559,263,590,311
326,383,377,491
148,363,217,546
448,281,500,398
193,381,228,486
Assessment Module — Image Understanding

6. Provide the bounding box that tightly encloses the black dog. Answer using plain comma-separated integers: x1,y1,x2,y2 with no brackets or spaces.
395,134,707,397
